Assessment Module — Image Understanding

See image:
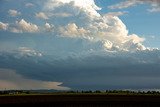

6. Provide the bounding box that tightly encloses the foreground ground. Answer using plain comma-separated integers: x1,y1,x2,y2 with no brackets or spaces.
1,94,160,107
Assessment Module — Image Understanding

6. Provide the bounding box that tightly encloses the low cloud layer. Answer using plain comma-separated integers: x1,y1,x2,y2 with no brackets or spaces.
0,47,160,90
0,68,70,90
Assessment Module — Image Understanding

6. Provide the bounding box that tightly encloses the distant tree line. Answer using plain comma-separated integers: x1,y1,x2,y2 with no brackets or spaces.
66,90,160,95
0,90,30,95
1,90,160,95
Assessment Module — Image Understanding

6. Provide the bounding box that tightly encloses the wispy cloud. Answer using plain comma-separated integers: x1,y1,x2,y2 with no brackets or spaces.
25,3,34,7
108,0,142,9
105,11,128,16
108,0,160,13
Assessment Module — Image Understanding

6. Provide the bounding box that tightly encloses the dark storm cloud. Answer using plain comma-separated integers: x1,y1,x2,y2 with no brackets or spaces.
0,49,160,90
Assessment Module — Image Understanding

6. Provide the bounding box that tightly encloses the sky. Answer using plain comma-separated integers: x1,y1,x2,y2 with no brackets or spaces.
0,0,160,91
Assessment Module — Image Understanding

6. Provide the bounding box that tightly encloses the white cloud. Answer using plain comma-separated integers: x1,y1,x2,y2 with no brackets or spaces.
0,69,70,90
9,20,52,33
44,22,54,32
42,0,146,51
36,12,49,20
25,3,34,7
8,9,21,17
44,0,101,17
0,22,9,30
91,15,145,51
15,19,39,33
59,23,88,38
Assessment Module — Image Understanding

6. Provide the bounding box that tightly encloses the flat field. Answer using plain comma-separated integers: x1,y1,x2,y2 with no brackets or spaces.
0,94,160,107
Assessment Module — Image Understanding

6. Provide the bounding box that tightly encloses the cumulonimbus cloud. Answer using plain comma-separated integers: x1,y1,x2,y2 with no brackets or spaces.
41,0,146,51
0,0,156,52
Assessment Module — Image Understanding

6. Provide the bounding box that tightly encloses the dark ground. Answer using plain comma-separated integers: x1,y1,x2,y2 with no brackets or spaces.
1,94,160,107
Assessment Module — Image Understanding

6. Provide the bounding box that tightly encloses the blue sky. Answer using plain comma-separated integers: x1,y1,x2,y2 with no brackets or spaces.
0,0,160,90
